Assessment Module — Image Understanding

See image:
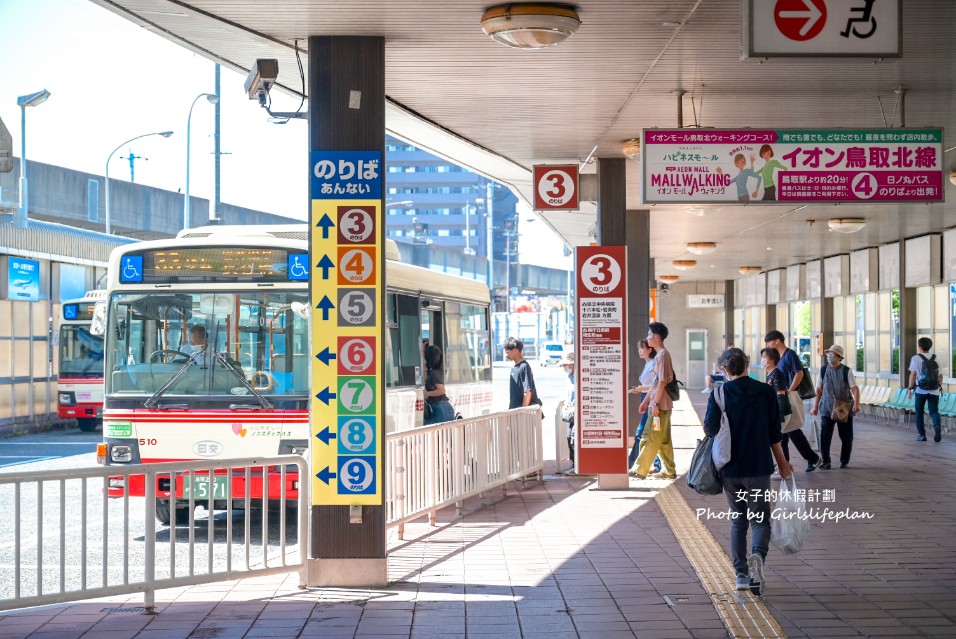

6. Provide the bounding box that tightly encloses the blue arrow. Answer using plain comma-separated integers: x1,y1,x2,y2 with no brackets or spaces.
315,347,336,366
315,214,335,239
316,255,334,279
315,426,336,446
316,467,336,485
316,296,335,321
315,387,336,405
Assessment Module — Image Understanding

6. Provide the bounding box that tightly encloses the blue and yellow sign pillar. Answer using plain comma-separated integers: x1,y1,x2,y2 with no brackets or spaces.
307,35,387,587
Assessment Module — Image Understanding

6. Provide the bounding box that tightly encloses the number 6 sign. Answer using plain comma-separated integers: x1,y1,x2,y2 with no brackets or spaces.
533,164,580,211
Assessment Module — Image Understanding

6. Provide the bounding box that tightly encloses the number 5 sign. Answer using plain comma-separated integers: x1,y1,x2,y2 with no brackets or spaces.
533,164,579,211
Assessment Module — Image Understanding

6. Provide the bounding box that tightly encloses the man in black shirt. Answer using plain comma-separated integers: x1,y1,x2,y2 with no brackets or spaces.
504,337,540,409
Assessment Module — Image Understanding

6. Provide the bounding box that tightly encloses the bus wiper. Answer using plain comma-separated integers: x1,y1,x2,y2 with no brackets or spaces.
144,356,197,409
214,352,275,410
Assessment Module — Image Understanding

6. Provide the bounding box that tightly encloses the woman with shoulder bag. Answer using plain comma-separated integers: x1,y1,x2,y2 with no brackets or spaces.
423,345,456,425
809,345,861,469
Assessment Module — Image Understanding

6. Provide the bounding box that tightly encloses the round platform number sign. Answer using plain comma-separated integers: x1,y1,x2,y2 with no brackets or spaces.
537,168,576,208
341,378,374,413
581,254,622,295
340,418,374,454
341,207,374,243
340,457,374,494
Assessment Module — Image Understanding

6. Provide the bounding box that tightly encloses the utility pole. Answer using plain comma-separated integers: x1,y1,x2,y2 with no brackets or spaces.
122,151,145,183
213,64,222,223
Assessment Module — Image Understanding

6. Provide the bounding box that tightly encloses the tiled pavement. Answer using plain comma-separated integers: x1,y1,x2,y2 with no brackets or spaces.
2,396,955,638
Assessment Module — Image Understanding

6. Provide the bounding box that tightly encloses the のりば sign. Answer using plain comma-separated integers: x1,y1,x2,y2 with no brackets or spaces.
641,128,943,205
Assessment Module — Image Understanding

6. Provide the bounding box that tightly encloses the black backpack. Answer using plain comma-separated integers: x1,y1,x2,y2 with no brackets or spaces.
917,354,940,391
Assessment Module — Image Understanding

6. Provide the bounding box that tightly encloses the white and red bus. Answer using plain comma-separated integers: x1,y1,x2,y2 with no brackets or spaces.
58,290,107,432
94,225,492,523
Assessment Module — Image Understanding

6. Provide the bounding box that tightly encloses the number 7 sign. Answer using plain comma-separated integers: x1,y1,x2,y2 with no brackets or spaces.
533,164,580,211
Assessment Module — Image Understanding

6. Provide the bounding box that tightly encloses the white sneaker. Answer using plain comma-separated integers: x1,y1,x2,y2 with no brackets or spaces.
701,388,712,393
747,553,765,595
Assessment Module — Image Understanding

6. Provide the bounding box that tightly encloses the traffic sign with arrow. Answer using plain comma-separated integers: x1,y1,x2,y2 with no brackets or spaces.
316,255,335,279
315,347,337,366
315,387,336,405
316,296,335,320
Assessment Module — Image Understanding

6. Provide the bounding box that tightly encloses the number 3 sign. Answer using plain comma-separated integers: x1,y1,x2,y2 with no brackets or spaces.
533,164,579,211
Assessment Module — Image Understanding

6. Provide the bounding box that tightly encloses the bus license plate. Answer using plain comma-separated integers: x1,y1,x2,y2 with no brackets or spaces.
182,475,228,500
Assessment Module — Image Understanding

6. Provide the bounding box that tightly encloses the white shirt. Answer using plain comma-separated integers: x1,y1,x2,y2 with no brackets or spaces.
639,359,657,387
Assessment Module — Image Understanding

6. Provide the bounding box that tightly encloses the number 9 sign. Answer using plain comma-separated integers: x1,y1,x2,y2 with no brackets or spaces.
533,164,579,211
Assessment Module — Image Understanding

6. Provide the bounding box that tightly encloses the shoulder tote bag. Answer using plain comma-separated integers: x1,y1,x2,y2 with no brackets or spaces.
711,385,733,471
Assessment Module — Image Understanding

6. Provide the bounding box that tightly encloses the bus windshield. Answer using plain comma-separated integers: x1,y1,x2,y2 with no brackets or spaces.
60,326,104,379
105,291,309,398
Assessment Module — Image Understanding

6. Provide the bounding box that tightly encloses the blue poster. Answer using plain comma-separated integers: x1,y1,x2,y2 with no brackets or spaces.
8,258,40,301
310,151,382,200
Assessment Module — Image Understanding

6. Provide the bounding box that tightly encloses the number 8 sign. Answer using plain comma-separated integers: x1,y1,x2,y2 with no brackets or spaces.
533,164,579,211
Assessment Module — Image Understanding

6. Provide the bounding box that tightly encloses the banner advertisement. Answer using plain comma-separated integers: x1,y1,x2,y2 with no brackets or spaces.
642,128,943,205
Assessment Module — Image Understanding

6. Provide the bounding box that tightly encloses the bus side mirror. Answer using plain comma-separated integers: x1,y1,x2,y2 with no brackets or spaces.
90,301,107,336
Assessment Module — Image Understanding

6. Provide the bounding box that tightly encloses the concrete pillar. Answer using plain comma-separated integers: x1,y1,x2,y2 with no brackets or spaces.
898,241,916,387
626,209,650,436
724,280,735,348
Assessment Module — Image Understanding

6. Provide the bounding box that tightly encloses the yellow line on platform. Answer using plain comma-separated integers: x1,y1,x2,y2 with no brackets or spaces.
656,483,787,639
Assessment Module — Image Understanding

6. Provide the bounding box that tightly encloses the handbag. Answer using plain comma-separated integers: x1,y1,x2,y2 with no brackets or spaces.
771,475,810,554
711,385,733,471
796,365,816,400
830,399,852,422
783,391,806,433
665,378,683,401
686,435,723,495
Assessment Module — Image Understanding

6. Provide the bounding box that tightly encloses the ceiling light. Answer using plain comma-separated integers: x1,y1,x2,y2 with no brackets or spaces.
659,275,680,283
950,170,956,186
481,4,581,50
686,207,705,217
739,266,762,274
686,242,717,255
672,260,697,271
827,218,866,233
622,138,641,159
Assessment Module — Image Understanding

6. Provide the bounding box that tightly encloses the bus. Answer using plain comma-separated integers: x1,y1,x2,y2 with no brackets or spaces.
94,225,492,523
58,290,107,432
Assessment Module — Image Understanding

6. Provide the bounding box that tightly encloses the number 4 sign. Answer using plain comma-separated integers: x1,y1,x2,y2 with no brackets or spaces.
533,164,579,211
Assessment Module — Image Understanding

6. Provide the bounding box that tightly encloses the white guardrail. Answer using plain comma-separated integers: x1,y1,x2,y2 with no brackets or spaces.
385,406,544,538
0,456,309,613
0,408,543,613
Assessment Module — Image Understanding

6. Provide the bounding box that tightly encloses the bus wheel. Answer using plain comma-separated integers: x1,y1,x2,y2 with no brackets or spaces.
77,419,98,433
156,500,193,526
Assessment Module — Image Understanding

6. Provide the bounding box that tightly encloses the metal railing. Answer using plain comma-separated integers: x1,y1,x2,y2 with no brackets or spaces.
0,409,544,612
386,406,544,538
0,456,308,613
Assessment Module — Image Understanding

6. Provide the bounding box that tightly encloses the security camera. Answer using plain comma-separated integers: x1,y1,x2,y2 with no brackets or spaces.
659,283,670,291
244,59,279,103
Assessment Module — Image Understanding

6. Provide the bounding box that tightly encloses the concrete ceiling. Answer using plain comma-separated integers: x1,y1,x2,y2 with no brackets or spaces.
88,0,956,282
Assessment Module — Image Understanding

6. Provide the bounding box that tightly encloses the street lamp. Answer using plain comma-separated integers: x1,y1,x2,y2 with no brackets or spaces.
104,131,173,235
184,93,219,230
16,89,51,229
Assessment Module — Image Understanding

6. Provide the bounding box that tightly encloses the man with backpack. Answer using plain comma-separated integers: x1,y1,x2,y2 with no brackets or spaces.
908,337,944,442
504,337,542,411
634,322,678,480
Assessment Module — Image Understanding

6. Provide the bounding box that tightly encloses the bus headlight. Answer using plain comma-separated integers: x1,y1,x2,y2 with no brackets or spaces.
58,392,75,406
110,445,133,463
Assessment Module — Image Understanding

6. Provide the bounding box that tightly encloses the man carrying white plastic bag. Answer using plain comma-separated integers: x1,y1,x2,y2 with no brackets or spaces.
771,476,810,554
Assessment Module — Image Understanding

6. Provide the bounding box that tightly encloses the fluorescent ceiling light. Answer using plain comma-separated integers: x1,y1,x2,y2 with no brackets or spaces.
739,266,762,274
622,138,641,159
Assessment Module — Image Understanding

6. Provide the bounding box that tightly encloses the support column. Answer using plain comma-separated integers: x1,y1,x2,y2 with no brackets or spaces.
723,280,735,348
626,209,650,437
898,241,917,387
596,157,628,489
308,35,387,587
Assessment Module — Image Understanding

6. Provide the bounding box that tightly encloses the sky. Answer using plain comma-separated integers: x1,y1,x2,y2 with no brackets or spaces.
0,0,566,269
